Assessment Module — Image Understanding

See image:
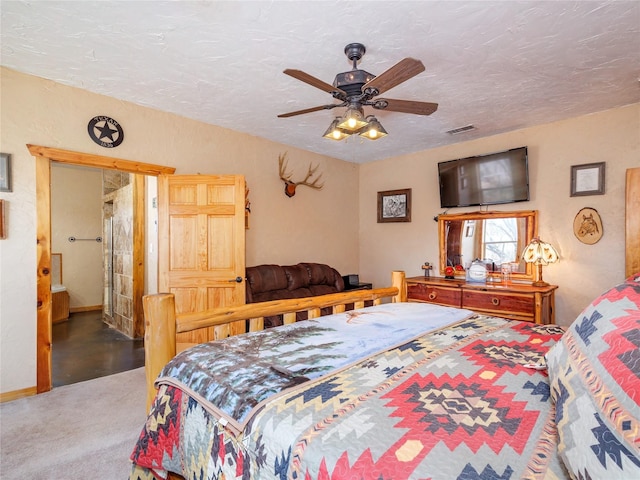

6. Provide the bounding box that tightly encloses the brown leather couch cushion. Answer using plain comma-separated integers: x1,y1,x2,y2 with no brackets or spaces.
245,262,345,327
245,264,288,301
283,264,311,290
301,262,344,290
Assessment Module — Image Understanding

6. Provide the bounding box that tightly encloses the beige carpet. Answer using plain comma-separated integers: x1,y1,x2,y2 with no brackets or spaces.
0,367,147,480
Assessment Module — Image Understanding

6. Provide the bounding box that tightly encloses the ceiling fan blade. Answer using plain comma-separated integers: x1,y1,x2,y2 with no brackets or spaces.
284,69,347,97
277,104,339,118
374,98,438,116
362,58,425,96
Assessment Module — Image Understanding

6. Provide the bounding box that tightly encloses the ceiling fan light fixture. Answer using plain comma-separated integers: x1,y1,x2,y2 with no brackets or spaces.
359,115,388,140
337,106,368,132
279,43,438,145
322,118,351,141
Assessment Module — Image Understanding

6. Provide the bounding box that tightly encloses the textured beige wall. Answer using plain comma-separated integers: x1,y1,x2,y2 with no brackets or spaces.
359,103,640,327
51,164,103,309
1,64,638,395
0,67,359,393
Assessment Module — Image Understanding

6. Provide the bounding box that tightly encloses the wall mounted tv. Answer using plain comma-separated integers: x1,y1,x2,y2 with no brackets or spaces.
438,146,529,208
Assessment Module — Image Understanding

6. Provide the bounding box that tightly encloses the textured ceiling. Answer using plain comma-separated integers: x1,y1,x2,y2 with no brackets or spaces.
1,1,639,163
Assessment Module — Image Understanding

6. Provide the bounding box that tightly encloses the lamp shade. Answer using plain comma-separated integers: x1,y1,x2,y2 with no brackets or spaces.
359,116,388,140
337,106,369,132
521,237,558,287
322,118,350,141
522,237,559,265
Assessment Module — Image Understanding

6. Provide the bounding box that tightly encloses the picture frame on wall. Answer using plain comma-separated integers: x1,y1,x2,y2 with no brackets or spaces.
465,223,475,237
0,153,11,192
570,162,605,197
0,200,5,239
377,188,411,223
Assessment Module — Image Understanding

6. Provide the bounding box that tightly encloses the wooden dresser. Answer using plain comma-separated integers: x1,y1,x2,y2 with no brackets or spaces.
407,276,558,324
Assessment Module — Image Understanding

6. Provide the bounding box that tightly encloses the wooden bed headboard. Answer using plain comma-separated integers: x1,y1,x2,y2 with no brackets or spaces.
143,270,408,410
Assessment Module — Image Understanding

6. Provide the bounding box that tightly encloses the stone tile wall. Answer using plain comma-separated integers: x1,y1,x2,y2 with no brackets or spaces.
102,171,134,337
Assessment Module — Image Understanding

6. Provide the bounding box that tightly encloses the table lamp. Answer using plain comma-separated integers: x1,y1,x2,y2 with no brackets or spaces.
522,237,559,287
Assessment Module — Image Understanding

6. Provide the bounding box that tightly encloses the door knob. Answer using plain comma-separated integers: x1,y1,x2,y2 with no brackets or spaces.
228,276,243,283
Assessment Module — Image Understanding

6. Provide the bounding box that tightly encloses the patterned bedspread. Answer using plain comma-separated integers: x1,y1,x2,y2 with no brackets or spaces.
130,303,568,480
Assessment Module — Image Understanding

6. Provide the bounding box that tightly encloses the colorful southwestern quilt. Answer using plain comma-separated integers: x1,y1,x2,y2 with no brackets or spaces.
546,275,640,478
130,304,568,480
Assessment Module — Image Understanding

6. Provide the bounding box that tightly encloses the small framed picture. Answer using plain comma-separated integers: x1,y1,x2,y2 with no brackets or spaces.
570,162,605,197
0,199,5,239
0,153,11,192
465,223,475,237
377,188,411,223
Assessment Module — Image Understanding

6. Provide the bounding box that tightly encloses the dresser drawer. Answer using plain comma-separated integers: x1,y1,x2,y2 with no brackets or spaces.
405,276,556,324
408,283,461,307
462,289,534,318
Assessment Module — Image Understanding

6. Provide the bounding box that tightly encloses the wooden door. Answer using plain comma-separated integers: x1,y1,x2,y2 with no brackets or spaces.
158,174,246,347
626,167,640,277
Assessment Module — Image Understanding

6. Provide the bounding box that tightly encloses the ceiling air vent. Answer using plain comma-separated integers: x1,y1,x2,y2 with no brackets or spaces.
446,125,476,135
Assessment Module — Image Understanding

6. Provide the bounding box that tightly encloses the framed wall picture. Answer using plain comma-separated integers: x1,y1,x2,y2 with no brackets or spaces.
570,162,605,197
0,153,11,192
465,223,475,237
0,200,5,239
377,188,411,223
573,207,603,245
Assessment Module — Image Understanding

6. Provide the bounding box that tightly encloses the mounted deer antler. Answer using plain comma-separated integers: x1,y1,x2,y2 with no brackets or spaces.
278,152,324,198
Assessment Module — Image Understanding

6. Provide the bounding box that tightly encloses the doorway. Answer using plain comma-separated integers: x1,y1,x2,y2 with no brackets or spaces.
31,144,175,393
49,163,146,386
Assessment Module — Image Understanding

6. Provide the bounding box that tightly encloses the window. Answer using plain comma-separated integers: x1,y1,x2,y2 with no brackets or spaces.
482,218,518,265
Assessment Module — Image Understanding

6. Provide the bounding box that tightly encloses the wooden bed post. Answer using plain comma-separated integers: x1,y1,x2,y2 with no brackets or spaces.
143,293,177,412
391,270,407,303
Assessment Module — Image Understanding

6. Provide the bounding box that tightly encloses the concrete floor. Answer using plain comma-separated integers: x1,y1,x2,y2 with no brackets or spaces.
51,311,145,387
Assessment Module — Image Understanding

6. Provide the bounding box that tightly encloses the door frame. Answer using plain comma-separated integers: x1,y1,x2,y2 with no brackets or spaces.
29,144,175,393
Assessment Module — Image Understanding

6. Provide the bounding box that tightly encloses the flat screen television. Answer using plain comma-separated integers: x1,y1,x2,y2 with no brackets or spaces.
438,146,529,208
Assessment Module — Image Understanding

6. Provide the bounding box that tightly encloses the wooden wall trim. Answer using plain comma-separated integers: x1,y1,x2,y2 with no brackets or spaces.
69,305,102,313
27,145,176,176
133,174,146,338
0,386,38,403
35,155,52,393
31,144,175,394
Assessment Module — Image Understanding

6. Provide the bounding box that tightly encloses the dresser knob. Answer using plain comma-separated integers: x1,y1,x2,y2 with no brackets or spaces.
492,297,500,306
428,292,437,300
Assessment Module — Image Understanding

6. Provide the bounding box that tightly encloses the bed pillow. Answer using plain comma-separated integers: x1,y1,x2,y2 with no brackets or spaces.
546,277,640,478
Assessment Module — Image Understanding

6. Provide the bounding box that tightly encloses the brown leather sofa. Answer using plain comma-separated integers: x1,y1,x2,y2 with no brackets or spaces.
245,262,345,327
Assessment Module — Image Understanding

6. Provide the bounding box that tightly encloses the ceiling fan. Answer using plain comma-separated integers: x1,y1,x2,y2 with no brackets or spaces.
278,43,438,140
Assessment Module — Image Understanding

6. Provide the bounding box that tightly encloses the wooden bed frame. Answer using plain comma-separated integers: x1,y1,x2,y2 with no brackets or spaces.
142,270,408,410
